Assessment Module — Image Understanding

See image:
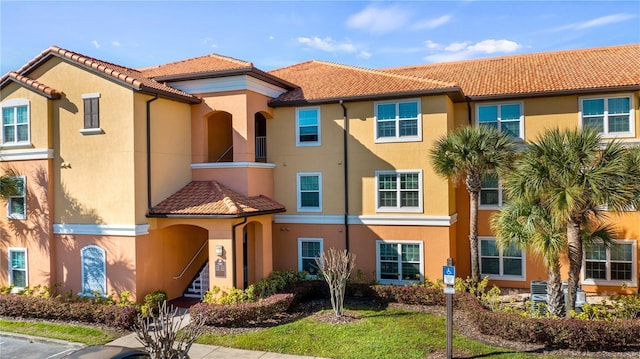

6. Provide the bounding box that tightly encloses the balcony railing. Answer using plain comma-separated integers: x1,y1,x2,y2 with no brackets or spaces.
255,136,266,162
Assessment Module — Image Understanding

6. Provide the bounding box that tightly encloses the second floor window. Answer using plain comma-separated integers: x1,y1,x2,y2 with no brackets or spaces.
296,107,320,146
480,172,504,207
375,100,421,142
1,99,30,145
82,93,100,130
297,172,322,212
477,102,523,139
376,170,422,212
580,95,634,137
7,176,26,219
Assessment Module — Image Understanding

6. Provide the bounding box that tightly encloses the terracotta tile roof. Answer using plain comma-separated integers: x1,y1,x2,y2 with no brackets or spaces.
268,60,462,105
383,44,640,99
14,46,200,103
1,72,61,99
139,53,253,78
148,181,285,217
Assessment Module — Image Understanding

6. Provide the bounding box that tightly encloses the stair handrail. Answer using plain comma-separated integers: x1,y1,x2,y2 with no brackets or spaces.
173,240,208,280
216,145,233,162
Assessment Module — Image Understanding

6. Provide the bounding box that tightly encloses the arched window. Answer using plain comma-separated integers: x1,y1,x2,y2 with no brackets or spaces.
80,245,106,296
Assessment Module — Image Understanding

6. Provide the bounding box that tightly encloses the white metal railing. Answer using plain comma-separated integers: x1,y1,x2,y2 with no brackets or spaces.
173,240,208,280
255,136,266,160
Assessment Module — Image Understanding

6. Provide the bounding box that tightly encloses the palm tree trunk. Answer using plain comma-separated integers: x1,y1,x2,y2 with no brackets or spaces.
565,219,582,317
469,190,480,283
546,257,564,317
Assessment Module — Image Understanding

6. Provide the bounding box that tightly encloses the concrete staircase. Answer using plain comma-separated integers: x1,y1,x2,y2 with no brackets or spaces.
183,262,209,299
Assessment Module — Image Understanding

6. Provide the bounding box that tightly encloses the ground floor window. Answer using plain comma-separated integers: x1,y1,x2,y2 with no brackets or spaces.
81,245,106,296
376,240,423,284
8,248,27,288
298,238,323,277
583,240,636,285
479,237,525,280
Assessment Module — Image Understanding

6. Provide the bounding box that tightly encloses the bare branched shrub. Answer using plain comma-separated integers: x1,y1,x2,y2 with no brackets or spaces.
134,300,205,359
315,247,356,317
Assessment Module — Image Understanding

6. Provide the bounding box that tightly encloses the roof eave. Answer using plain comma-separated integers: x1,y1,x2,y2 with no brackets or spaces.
0,76,61,99
150,67,298,90
468,85,640,101
269,87,465,107
146,208,286,219
138,87,202,104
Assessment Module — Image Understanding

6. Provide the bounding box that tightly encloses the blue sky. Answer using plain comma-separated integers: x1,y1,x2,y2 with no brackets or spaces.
1,1,639,74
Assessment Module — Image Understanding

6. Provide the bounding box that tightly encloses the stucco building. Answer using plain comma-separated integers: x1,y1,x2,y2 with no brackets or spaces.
1,44,638,302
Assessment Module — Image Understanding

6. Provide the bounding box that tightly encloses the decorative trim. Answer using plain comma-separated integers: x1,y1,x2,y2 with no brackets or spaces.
53,223,149,236
0,148,54,161
169,75,287,98
274,213,458,226
191,162,276,169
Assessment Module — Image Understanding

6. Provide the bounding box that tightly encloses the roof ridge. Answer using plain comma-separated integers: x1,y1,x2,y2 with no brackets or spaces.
139,53,253,72
384,43,640,71
212,181,242,214
309,59,458,88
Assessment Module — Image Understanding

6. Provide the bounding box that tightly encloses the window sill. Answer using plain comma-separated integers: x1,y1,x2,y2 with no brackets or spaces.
0,142,32,150
479,205,503,210
598,132,636,139
375,136,422,144
80,128,104,135
7,214,26,220
376,208,423,213
581,279,636,287
482,275,526,282
295,142,321,147
297,208,323,213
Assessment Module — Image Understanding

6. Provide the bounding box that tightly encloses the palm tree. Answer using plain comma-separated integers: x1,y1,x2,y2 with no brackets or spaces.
491,197,566,317
0,169,20,202
505,127,637,315
431,126,516,282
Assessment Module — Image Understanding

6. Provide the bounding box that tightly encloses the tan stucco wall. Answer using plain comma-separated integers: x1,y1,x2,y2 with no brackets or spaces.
0,82,53,149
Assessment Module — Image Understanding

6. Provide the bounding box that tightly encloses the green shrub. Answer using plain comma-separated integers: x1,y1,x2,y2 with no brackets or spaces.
190,293,295,326
141,290,167,317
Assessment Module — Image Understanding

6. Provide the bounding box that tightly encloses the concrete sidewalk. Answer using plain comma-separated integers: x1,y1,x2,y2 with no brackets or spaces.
108,333,328,359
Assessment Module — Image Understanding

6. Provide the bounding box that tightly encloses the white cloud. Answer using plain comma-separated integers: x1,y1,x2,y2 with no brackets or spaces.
269,36,275,40
111,41,120,47
297,36,357,53
424,40,441,50
576,13,636,29
552,13,636,32
90,40,101,48
346,5,410,34
358,50,372,59
411,14,452,30
425,39,522,63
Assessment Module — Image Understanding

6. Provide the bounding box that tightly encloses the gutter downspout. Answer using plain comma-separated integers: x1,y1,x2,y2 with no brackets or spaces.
231,217,248,288
340,100,350,252
466,96,472,125
146,94,159,211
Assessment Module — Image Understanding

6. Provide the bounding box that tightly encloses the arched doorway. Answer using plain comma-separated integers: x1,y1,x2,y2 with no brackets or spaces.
207,111,233,162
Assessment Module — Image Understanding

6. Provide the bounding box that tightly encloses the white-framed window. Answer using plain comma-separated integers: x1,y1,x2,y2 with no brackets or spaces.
296,107,320,146
297,172,322,212
298,238,323,277
1,98,30,146
479,237,525,280
480,172,504,208
579,94,635,138
374,99,421,143
8,248,27,289
582,240,636,286
375,170,422,212
376,240,423,284
7,176,26,219
477,102,524,139
80,93,103,135
80,245,106,297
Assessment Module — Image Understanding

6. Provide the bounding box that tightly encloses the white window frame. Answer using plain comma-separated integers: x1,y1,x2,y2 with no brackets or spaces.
295,107,321,147
375,170,423,213
376,240,424,284
374,99,422,143
7,175,26,220
8,247,28,290
579,94,635,138
80,93,103,135
479,237,526,281
1,98,31,147
298,238,323,278
476,101,524,141
80,245,107,297
479,172,505,209
297,172,322,212
582,239,637,287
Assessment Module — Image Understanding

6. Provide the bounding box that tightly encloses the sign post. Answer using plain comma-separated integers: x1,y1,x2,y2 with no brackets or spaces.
443,258,455,359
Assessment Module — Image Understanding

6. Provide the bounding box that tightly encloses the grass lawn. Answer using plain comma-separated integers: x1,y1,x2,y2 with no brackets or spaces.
197,307,554,359
0,319,117,346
